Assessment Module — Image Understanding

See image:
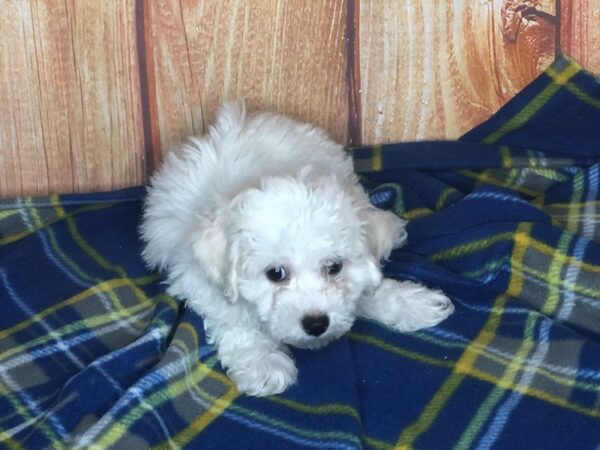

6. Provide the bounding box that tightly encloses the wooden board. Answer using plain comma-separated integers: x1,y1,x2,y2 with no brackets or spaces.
3,1,600,197
358,0,557,144
147,0,350,164
560,1,600,74
0,0,145,197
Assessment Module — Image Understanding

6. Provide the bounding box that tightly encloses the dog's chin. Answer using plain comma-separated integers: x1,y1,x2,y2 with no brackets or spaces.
283,337,332,350
281,332,343,350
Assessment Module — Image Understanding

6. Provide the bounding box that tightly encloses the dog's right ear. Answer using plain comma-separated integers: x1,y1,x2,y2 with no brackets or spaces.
190,216,228,286
189,208,240,303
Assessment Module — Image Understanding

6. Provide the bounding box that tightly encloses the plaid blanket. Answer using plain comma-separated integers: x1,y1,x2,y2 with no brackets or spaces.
1,54,599,449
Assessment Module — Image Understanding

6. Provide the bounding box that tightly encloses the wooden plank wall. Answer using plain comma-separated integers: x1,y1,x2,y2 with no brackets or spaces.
1,0,599,198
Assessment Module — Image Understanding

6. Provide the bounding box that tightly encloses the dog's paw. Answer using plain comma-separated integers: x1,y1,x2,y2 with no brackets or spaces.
360,279,454,333
227,350,298,397
396,285,454,332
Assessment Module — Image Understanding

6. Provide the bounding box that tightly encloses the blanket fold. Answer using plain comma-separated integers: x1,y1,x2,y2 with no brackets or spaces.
1,54,599,449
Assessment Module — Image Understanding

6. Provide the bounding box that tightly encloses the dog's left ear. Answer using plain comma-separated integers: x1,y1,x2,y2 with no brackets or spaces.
361,206,408,261
190,210,239,303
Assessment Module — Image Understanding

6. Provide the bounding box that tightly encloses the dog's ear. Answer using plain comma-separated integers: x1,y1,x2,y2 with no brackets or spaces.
190,218,228,283
190,211,239,303
361,206,407,261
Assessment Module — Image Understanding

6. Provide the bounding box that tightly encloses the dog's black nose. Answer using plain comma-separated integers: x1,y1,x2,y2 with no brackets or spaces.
301,314,330,337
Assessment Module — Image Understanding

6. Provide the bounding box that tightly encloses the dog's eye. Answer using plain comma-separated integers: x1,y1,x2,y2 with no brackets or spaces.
325,261,343,276
265,266,289,282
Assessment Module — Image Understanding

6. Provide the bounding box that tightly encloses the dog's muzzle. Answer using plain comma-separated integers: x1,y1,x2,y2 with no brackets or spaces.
301,314,330,337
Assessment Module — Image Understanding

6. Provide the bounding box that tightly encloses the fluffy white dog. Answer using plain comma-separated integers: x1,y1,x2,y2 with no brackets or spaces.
141,101,454,396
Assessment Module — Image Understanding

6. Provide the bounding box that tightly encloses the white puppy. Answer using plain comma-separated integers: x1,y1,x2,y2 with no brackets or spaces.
141,101,454,396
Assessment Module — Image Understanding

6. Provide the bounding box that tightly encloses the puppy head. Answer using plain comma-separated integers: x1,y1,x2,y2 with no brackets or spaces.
192,172,386,348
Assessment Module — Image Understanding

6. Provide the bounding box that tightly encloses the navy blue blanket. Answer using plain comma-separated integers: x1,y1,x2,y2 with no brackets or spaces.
1,54,599,449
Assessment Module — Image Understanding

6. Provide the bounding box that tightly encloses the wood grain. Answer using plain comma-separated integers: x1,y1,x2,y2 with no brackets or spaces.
0,0,145,197
1,1,47,197
560,0,600,74
148,0,349,160
4,1,600,197
359,0,557,144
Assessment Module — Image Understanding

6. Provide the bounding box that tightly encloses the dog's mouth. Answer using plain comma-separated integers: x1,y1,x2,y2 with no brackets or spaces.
283,336,333,350
282,329,345,350
280,313,356,349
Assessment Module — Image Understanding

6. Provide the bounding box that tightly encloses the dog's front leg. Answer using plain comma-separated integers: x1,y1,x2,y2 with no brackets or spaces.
357,278,454,332
210,320,298,397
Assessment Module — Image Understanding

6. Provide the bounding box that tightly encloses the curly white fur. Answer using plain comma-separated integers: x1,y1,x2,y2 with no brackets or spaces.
141,101,454,396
